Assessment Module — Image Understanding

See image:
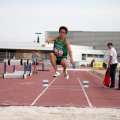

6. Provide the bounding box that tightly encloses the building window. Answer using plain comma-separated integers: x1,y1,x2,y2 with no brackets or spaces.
88,54,93,57
94,55,99,58
82,54,86,60
100,55,104,58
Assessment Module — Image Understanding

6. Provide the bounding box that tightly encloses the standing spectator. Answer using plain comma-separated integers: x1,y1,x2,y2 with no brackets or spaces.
32,50,40,74
107,43,118,88
115,68,120,90
91,59,95,67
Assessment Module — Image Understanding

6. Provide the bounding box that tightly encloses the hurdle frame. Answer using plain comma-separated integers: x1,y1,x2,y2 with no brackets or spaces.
3,59,32,79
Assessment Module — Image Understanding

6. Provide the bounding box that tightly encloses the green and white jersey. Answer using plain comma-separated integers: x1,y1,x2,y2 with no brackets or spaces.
53,37,68,59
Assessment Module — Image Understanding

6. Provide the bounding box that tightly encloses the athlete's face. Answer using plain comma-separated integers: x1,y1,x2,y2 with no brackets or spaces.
33,51,36,54
59,29,66,38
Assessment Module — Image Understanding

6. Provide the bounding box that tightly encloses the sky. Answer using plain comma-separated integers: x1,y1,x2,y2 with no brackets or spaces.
0,0,120,43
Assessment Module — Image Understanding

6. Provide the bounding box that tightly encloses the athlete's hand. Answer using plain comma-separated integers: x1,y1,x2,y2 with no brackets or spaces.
70,59,75,66
46,39,50,44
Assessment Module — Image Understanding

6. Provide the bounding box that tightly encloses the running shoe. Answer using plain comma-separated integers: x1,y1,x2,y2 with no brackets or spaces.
115,87,120,90
64,71,69,80
33,72,36,74
53,71,60,77
109,86,115,88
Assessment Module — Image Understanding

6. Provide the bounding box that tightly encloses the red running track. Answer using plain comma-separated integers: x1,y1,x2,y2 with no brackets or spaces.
0,65,120,108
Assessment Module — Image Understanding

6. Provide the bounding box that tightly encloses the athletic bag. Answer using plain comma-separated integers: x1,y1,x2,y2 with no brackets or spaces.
103,68,110,86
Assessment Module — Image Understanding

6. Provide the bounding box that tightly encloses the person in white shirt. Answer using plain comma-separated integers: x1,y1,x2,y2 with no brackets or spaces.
107,43,118,88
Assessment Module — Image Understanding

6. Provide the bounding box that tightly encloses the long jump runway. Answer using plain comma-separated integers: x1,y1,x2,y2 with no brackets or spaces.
33,70,90,107
0,66,120,108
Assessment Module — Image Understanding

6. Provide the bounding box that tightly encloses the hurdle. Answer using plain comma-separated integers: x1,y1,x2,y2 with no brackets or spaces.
3,59,32,79
38,60,49,71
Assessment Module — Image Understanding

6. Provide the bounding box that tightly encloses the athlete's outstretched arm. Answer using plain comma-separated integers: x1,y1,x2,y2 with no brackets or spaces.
46,36,57,44
65,40,75,65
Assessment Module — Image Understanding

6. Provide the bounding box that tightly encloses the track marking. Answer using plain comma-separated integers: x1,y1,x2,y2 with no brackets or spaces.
49,85,82,90
88,71,119,81
75,71,93,108
31,71,62,106
49,85,81,88
58,68,91,71
88,71,104,81
48,88,82,91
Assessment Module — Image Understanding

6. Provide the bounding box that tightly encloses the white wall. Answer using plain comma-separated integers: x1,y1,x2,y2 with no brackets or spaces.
71,46,107,66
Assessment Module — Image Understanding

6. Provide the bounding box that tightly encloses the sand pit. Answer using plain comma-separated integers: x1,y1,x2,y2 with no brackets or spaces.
0,106,120,120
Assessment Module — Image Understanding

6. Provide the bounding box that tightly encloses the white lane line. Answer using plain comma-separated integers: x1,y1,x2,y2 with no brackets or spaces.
88,71,119,81
75,71,93,108
58,68,92,71
88,71,103,81
31,71,62,106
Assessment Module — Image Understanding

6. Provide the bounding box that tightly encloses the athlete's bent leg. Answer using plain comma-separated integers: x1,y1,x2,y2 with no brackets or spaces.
61,58,69,79
49,53,57,72
60,58,68,72
33,64,36,74
35,65,38,74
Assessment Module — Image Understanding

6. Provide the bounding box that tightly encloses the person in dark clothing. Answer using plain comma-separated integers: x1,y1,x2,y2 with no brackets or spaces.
115,68,120,90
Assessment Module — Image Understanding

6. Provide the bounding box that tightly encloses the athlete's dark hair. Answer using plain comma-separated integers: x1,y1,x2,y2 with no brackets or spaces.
59,26,68,34
107,43,113,46
33,50,37,52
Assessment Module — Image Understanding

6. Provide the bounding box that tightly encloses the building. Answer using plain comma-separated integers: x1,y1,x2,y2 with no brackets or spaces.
0,30,119,66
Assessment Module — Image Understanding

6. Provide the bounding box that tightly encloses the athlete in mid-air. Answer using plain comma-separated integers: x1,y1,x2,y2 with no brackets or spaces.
46,26,75,79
